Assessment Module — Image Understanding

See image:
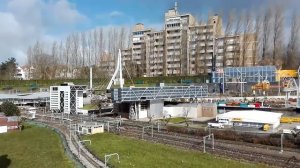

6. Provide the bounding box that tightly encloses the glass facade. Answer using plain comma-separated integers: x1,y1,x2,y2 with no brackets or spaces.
212,66,277,83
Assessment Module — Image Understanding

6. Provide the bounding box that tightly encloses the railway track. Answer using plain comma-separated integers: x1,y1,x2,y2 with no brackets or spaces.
123,120,300,153
34,119,105,168
115,123,300,168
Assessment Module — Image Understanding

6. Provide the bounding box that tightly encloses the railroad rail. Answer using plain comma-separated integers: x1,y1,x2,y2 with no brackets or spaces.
34,117,106,168
116,123,300,168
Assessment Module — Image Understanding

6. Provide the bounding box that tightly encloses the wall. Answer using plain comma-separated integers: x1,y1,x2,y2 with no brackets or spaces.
0,126,7,133
149,100,164,118
163,103,199,118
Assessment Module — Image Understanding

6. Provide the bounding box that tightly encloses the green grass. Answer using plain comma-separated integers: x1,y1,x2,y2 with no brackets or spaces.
82,104,98,110
160,117,189,124
0,124,73,168
83,133,267,168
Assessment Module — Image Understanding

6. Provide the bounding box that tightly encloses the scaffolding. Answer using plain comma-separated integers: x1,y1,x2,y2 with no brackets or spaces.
111,85,209,102
212,66,277,83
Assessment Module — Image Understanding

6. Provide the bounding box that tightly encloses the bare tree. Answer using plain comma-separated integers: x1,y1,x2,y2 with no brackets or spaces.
64,36,72,78
50,41,58,79
286,11,300,69
232,12,242,67
223,11,234,67
183,107,190,127
252,11,261,66
261,8,272,64
241,10,254,66
271,4,284,67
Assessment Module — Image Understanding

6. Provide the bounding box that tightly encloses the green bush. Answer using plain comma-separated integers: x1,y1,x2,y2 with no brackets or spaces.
1,101,20,116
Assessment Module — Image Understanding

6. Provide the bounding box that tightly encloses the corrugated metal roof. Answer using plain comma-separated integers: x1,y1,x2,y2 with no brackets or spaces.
0,92,49,100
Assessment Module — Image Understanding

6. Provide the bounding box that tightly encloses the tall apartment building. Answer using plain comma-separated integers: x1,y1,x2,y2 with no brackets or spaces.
131,23,151,76
147,31,165,76
122,2,257,77
164,4,196,76
215,33,257,69
188,15,223,75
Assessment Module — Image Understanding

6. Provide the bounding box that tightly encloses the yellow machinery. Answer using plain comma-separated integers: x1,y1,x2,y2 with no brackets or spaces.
251,80,270,91
263,124,270,131
280,117,300,123
276,70,298,81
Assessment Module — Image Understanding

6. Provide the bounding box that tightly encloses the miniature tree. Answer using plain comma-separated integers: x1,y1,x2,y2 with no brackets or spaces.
1,101,20,116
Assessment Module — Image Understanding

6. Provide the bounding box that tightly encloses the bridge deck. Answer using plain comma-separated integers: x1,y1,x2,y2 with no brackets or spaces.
112,85,209,102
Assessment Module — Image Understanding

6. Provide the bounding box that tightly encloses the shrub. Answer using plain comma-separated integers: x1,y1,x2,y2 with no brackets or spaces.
1,101,20,116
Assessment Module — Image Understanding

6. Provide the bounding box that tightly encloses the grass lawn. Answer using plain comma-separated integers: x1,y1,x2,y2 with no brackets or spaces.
82,104,98,110
160,117,189,124
83,133,267,168
0,124,73,168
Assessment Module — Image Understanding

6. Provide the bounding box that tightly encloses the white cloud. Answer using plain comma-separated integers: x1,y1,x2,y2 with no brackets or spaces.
51,0,87,25
109,11,123,17
96,10,127,21
0,0,87,65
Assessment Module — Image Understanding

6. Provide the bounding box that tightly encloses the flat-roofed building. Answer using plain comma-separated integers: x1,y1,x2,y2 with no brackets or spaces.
189,15,223,75
147,31,165,76
122,2,258,77
132,23,152,77
164,5,196,76
77,122,104,135
216,110,282,131
50,83,85,114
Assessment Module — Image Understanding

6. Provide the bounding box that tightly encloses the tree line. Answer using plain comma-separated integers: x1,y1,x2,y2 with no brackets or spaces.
27,27,131,80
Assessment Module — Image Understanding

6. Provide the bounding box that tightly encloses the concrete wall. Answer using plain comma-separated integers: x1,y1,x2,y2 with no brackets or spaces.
162,103,217,119
163,106,198,118
149,100,164,118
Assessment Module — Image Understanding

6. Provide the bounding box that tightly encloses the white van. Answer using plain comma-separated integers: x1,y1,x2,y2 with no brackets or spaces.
208,123,224,129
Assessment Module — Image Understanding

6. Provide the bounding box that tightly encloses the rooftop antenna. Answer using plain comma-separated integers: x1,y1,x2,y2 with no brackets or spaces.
175,1,178,14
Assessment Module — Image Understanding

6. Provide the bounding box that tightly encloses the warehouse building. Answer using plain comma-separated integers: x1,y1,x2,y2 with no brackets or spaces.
216,110,283,130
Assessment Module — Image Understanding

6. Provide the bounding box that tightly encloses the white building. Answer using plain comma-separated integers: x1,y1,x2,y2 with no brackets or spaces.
50,83,85,114
216,110,283,130
77,122,104,135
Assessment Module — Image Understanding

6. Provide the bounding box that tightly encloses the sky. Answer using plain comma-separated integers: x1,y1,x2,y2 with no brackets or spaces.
0,0,299,65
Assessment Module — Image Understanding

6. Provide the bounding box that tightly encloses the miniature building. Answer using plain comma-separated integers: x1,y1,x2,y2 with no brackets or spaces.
50,83,86,114
77,122,104,135
0,114,20,133
216,110,282,130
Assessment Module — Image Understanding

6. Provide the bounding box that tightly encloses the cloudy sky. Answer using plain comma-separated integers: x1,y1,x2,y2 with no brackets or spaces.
0,0,298,65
